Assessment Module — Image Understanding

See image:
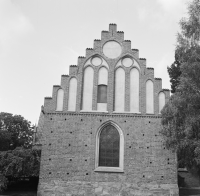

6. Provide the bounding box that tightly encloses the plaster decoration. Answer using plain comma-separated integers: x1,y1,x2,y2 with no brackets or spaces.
146,80,154,114
82,66,94,111
68,77,77,111
159,92,165,113
115,68,125,112
122,57,133,67
98,67,108,85
56,89,64,111
130,68,139,112
103,41,122,59
91,56,102,66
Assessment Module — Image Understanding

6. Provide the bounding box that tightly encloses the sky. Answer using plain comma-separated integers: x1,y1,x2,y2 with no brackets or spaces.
0,0,191,124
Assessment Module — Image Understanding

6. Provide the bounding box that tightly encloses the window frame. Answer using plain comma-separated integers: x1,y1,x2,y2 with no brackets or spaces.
94,121,124,173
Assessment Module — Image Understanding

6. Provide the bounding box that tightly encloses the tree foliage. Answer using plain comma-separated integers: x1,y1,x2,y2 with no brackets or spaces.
0,113,39,191
161,0,200,172
167,54,182,93
0,112,34,150
0,147,41,178
167,0,200,94
0,147,41,191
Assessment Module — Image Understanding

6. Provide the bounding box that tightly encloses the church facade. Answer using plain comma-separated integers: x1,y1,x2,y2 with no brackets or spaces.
37,24,179,196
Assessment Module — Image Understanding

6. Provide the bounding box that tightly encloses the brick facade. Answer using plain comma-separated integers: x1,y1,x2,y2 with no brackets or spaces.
37,24,179,196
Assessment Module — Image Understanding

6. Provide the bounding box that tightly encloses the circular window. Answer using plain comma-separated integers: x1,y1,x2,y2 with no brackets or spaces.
103,41,122,59
122,57,133,67
91,56,102,66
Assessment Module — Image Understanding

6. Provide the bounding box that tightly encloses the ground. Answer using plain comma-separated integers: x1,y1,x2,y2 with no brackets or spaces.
0,188,200,196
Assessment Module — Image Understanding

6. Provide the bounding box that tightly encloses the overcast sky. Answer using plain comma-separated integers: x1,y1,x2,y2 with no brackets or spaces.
0,0,191,124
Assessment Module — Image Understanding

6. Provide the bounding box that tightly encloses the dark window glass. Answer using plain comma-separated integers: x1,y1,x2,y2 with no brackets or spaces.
99,125,120,167
97,85,107,103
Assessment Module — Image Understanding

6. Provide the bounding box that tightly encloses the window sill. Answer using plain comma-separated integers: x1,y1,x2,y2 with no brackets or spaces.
80,110,108,113
113,111,141,114
94,167,124,173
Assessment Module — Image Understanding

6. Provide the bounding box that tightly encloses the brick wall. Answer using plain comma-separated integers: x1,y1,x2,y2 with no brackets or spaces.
38,113,178,196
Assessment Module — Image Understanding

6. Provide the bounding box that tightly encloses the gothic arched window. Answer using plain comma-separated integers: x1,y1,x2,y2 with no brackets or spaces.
99,125,119,167
95,121,124,172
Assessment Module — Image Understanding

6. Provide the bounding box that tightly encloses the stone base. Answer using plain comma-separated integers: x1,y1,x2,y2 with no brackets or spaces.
37,180,179,196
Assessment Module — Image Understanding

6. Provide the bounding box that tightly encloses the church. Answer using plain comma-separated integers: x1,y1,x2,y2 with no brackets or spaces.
37,24,179,196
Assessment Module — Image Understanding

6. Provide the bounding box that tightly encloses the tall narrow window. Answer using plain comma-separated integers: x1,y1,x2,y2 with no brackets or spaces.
95,121,124,173
97,67,108,111
115,68,125,112
68,77,77,111
56,89,64,111
82,66,94,111
99,125,119,167
146,80,154,113
159,92,165,113
130,68,139,112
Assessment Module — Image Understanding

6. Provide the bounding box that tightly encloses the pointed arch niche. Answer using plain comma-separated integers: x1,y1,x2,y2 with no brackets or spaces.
56,89,64,111
82,66,94,111
159,92,165,113
115,68,125,112
95,121,124,172
130,68,139,112
146,80,154,114
97,67,108,111
68,77,77,111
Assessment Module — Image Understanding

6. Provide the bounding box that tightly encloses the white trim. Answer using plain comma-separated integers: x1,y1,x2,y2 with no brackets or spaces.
95,121,124,172
94,167,123,173
80,110,108,113
112,111,141,114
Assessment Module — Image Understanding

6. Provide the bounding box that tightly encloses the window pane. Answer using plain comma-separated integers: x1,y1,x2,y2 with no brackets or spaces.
99,125,119,167
97,85,107,103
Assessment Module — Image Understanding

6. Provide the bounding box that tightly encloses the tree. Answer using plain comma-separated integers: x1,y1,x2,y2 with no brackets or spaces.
0,147,41,192
168,0,200,93
161,0,200,173
0,113,40,192
0,147,41,178
167,53,182,93
0,112,34,150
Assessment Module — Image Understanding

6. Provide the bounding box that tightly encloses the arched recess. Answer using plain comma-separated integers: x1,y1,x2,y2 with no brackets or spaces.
97,67,108,111
56,89,64,111
115,67,125,112
159,92,165,113
68,77,77,111
146,80,154,113
130,68,139,112
95,121,124,172
82,66,94,111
